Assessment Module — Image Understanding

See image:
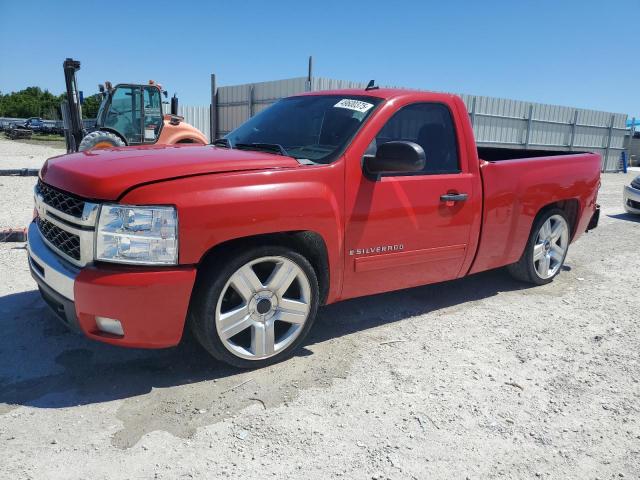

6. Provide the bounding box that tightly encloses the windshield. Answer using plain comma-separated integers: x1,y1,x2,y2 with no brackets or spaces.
225,95,382,163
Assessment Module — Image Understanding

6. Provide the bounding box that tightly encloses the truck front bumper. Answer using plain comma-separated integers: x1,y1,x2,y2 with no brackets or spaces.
27,221,197,348
623,185,640,214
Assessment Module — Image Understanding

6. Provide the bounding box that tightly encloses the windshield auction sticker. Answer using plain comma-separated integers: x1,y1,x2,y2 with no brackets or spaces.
334,99,374,113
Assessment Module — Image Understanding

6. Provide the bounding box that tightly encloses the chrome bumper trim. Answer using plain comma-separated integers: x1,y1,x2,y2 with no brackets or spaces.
623,185,640,213
623,185,640,200
27,221,79,301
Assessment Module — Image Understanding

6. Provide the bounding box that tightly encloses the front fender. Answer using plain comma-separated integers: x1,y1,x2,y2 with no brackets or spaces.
120,162,345,302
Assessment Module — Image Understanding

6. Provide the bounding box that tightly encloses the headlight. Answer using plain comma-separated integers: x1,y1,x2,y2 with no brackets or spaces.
96,204,178,265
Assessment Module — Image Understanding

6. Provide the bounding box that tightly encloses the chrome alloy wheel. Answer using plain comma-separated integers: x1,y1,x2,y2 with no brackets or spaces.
533,214,569,279
215,256,312,361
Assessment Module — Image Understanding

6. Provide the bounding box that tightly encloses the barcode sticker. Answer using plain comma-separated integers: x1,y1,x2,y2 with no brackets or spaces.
334,99,374,113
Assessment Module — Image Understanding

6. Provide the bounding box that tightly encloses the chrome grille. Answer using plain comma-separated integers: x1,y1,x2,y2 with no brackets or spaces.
36,217,81,261
36,180,85,218
34,182,99,267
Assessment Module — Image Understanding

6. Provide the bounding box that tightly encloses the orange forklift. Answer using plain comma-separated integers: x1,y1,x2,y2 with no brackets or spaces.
62,58,207,152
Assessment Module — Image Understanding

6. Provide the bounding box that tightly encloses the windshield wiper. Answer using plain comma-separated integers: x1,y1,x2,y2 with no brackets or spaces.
235,143,289,156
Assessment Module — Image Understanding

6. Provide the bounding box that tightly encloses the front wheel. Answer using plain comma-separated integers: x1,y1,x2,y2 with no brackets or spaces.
190,246,319,369
78,130,125,151
507,208,570,285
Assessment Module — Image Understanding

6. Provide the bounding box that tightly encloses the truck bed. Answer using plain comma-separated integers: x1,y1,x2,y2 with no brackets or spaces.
469,151,601,275
478,146,587,162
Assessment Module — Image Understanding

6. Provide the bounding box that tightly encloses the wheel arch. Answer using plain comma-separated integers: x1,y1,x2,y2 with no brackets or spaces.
535,198,580,241
94,128,128,145
196,231,330,305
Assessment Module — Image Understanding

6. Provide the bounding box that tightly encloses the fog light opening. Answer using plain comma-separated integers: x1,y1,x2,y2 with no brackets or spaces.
95,316,124,336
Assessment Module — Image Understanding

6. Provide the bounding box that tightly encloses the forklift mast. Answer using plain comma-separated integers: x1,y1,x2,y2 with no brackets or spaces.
62,58,85,153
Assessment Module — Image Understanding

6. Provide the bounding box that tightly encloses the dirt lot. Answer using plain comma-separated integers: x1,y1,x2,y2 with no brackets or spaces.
0,136,65,170
0,137,65,229
0,140,638,479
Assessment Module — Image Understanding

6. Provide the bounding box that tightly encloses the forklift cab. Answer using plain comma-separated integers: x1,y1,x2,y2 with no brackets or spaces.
62,57,205,153
95,83,165,145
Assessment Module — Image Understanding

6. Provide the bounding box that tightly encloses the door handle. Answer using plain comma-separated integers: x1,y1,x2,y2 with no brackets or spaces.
440,193,468,202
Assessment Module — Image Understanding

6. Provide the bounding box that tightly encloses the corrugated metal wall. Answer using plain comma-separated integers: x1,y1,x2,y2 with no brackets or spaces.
162,104,211,141
625,135,640,166
304,78,627,171
462,95,626,171
206,77,629,172
215,78,309,136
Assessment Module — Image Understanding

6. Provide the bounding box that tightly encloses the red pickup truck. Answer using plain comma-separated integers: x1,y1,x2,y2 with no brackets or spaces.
28,88,601,368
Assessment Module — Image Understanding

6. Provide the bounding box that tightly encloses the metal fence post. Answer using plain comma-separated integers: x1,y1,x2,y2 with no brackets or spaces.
210,74,217,143
605,114,614,171
470,97,477,128
569,109,578,149
249,85,255,118
524,104,534,148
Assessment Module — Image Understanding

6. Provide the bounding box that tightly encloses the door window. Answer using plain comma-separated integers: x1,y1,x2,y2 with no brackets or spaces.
369,103,460,174
103,86,142,144
143,86,163,143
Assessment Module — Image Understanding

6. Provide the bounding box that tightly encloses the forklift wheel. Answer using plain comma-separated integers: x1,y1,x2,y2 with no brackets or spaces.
78,131,125,151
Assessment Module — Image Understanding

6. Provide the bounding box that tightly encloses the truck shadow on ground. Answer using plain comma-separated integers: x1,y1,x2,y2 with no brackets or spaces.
0,267,532,414
607,213,640,223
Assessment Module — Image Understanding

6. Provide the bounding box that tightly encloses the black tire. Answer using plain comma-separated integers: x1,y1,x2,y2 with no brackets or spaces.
78,131,125,151
189,245,320,369
507,208,570,285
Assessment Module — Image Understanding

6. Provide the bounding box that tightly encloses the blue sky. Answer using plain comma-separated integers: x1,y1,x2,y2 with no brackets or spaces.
1,0,638,118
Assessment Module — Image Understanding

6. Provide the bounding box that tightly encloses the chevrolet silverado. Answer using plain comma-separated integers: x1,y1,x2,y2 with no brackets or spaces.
28,88,601,368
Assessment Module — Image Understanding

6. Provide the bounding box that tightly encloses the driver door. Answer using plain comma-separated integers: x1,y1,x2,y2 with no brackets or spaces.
342,101,480,299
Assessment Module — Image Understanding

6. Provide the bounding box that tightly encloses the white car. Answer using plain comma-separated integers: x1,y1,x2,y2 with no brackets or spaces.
624,175,640,214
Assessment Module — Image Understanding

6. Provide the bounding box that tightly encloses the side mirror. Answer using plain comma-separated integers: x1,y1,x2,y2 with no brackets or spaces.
364,141,426,175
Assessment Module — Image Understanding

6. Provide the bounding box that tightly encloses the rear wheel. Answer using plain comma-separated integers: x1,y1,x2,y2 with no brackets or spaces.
190,246,319,369
507,208,570,285
78,131,125,151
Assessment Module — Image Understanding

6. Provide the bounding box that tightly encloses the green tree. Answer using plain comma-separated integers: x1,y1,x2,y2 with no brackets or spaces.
0,87,63,119
0,87,102,120
80,94,101,119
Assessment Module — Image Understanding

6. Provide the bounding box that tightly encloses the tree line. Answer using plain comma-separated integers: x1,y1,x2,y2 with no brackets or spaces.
0,87,101,119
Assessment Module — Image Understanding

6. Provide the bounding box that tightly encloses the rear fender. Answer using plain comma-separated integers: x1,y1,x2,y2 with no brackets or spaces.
470,154,600,274
158,119,208,145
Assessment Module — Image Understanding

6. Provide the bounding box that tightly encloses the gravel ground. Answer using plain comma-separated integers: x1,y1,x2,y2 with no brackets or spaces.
0,176,37,229
0,136,65,170
0,137,63,229
0,141,638,479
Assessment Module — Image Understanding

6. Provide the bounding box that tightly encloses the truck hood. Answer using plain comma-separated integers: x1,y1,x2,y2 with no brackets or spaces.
40,144,301,200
